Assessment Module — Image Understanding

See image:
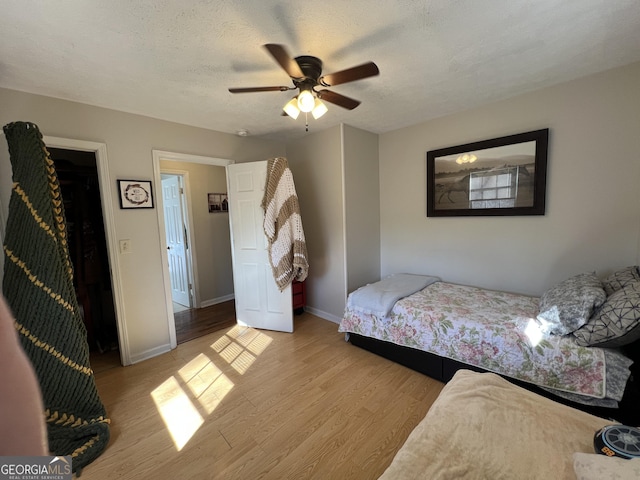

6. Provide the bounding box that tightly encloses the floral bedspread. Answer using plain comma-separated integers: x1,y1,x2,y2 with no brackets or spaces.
339,282,606,398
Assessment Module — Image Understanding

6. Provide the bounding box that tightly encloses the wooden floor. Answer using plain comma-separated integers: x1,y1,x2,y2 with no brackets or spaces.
174,300,237,344
90,301,238,374
86,313,444,479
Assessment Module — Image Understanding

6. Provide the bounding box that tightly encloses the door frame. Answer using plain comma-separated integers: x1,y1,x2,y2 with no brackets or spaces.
160,171,194,308
152,150,233,349
43,136,130,365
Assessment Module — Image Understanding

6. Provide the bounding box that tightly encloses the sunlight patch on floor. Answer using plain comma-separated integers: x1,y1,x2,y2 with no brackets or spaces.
178,353,234,414
151,326,273,451
151,376,204,451
211,326,273,374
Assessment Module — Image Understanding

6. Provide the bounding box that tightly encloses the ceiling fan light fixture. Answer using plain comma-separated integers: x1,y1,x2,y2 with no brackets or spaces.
228,44,380,128
311,98,328,119
456,153,477,164
297,89,315,113
283,98,300,119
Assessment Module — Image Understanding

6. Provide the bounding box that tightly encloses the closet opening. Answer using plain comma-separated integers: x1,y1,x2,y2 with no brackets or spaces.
49,147,119,372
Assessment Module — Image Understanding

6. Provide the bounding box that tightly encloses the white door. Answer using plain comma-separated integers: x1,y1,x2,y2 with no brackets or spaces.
162,175,191,307
227,161,293,333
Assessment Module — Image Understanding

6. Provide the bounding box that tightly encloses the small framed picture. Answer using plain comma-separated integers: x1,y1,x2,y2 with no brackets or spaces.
208,193,228,213
118,180,154,209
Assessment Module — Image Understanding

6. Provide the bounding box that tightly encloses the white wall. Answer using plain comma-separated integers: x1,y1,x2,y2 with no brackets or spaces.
379,61,640,296
0,87,285,364
160,161,233,306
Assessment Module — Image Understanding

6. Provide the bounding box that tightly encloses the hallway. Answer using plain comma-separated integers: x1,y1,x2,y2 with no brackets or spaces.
175,300,237,344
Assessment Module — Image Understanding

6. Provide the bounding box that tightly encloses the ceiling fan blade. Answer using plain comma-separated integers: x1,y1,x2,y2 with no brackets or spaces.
263,44,305,79
319,62,379,87
316,89,361,110
228,86,292,93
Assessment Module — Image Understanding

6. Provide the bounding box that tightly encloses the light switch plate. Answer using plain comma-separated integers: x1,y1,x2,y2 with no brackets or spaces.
119,239,132,254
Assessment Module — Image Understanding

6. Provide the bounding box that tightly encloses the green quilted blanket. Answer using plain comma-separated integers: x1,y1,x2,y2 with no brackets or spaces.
2,121,110,473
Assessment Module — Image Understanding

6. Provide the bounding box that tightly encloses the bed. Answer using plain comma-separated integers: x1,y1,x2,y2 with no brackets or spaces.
338,269,640,424
378,369,640,480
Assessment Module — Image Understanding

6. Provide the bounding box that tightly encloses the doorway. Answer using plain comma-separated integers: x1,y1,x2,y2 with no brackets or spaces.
152,151,235,347
41,136,128,367
48,147,120,371
160,173,193,311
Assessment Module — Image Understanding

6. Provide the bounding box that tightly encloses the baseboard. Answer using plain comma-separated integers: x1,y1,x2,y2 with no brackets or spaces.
200,293,235,308
304,306,342,324
129,344,172,365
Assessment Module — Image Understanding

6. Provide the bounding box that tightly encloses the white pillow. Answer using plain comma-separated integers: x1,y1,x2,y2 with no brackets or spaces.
573,452,640,479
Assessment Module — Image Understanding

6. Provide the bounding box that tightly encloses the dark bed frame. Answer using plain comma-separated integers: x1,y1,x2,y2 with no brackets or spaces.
348,333,640,425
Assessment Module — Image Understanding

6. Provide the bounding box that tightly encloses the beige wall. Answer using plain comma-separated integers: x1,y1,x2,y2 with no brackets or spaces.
343,124,380,293
379,61,640,296
287,125,346,321
287,124,380,321
0,87,285,364
160,161,233,305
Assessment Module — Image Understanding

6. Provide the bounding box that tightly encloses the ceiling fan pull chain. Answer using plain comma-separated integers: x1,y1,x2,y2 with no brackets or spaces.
305,112,309,132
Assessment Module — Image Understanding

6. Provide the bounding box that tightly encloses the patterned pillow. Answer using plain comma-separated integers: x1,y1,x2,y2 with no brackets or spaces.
573,281,640,347
602,266,640,296
573,453,640,479
537,272,607,335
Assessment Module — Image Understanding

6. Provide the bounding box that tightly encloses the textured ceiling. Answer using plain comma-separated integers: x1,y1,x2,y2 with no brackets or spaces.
1,1,640,142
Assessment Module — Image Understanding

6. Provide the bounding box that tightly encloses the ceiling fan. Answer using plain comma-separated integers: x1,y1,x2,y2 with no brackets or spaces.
228,44,379,122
